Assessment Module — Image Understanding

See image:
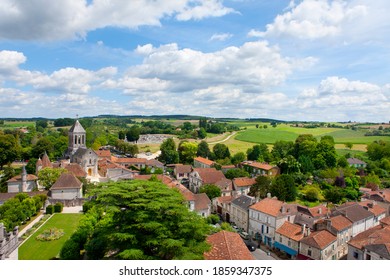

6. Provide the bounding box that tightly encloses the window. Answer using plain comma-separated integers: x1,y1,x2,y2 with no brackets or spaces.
288,240,291,247
308,249,312,257
279,236,282,243
353,252,359,259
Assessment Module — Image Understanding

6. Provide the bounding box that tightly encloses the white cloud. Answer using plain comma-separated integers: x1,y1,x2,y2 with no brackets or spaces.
209,33,233,41
259,0,367,40
0,0,235,41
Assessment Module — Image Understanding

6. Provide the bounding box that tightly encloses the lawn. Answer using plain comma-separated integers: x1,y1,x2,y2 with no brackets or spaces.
18,213,83,260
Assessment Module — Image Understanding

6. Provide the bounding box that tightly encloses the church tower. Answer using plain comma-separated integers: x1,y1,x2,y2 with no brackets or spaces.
67,120,86,157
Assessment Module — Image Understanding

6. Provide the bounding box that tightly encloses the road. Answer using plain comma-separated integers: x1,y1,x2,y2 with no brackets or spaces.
208,131,237,145
251,247,278,260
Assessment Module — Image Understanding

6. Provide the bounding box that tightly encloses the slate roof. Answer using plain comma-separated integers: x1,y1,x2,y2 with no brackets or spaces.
51,173,82,190
276,221,304,242
347,158,366,165
301,230,337,250
204,230,255,260
333,203,374,223
231,195,255,210
69,120,86,133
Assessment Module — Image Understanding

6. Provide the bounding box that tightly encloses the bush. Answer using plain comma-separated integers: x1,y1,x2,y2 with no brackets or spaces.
60,238,81,260
54,202,63,213
46,205,54,214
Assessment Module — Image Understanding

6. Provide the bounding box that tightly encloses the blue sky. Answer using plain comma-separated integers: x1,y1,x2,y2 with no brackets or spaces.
0,0,389,122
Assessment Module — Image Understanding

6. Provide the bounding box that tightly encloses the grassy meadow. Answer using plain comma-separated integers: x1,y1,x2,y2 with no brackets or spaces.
18,213,83,260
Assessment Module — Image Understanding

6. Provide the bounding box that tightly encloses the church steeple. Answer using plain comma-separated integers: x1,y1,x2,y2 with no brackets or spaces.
67,119,86,157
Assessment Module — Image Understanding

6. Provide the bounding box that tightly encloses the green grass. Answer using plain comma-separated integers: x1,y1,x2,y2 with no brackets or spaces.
18,213,83,260
0,121,35,129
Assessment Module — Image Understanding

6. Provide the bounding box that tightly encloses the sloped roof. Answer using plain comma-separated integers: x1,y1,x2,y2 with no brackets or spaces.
301,230,337,250
348,225,390,251
69,120,86,133
41,152,52,168
95,149,111,158
111,156,147,164
146,159,164,168
347,158,366,165
242,161,276,171
73,148,98,158
333,203,374,223
231,195,255,210
175,164,192,174
329,215,353,231
194,193,211,211
249,197,284,217
7,174,38,182
194,157,215,166
204,230,255,260
215,178,233,192
233,177,256,188
297,205,329,218
381,216,390,226
51,173,82,190
65,163,87,177
193,168,226,185
276,221,304,242
359,200,386,217
0,191,49,203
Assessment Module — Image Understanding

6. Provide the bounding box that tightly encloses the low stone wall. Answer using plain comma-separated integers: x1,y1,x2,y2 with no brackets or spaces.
0,223,19,260
47,198,86,207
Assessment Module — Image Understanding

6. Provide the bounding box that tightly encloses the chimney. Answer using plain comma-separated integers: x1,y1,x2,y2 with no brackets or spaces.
267,193,271,198
301,224,306,234
318,207,322,215
281,205,286,213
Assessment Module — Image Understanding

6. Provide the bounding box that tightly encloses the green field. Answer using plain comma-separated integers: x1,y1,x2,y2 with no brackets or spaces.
18,213,83,260
0,121,35,129
235,125,390,145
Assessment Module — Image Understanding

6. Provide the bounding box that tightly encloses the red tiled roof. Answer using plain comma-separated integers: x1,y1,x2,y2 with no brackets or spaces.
249,198,284,217
233,177,256,188
243,161,275,171
193,168,226,185
64,163,87,177
7,174,38,182
215,178,233,192
348,225,390,250
329,215,352,231
276,221,304,242
194,157,215,166
359,200,386,217
95,150,111,158
111,156,147,164
204,231,255,260
175,164,192,174
194,193,211,211
381,216,390,226
301,230,337,250
41,153,52,168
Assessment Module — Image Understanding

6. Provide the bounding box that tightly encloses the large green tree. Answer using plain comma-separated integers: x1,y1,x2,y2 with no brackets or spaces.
213,143,230,160
199,184,222,200
158,138,179,164
270,174,297,202
38,168,68,190
248,175,272,199
178,141,198,164
247,143,271,162
63,180,212,260
197,140,211,158
0,133,19,168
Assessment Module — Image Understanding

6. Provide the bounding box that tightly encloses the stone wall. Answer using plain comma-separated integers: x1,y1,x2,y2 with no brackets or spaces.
0,223,19,260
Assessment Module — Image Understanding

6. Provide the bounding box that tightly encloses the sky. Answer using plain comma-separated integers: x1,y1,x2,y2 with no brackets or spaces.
0,0,389,122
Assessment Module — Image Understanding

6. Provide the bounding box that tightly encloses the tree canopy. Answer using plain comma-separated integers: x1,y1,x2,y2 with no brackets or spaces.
62,180,212,260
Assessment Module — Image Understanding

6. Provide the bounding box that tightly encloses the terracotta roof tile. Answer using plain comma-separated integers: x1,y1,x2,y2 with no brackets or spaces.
381,216,390,226
242,161,275,171
301,230,337,250
359,200,386,217
111,156,147,164
95,150,111,158
249,198,284,217
348,225,390,250
175,164,192,174
193,168,226,185
276,221,304,242
233,177,256,188
194,193,211,211
204,231,255,260
7,174,38,182
64,163,87,177
194,157,215,166
329,215,353,231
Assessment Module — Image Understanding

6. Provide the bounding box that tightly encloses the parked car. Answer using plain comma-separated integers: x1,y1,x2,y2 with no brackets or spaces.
244,240,257,252
239,231,250,240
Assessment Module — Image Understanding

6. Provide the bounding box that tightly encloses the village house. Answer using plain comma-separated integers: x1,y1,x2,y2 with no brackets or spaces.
0,223,18,260
98,158,138,182
232,177,256,197
331,202,375,237
315,215,353,259
294,204,329,229
298,230,337,260
347,217,390,260
204,230,255,260
64,163,87,178
193,156,215,169
50,173,83,200
358,200,386,225
7,165,38,193
248,197,297,247
361,188,390,216
214,196,234,223
347,157,367,169
230,195,255,232
274,221,304,259
188,168,226,193
240,161,280,177
94,149,112,160
173,164,192,182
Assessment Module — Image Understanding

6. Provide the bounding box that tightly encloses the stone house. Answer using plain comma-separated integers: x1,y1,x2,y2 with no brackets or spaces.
204,230,255,260
173,164,192,182
193,157,215,169
241,161,279,177
248,197,297,247
361,189,390,216
347,158,367,169
50,173,83,200
298,230,337,260
214,196,234,223
230,195,255,232
294,204,329,229
72,148,99,178
188,168,226,193
332,202,375,237
232,177,256,197
347,220,390,260
7,165,38,193
359,200,386,226
274,221,304,259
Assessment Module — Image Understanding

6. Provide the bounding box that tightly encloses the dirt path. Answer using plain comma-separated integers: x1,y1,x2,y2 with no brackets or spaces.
208,131,237,144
